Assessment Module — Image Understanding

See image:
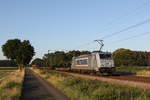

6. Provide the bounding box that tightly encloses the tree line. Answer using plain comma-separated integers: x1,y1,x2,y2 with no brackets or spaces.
0,60,17,67
31,50,90,68
2,39,150,69
32,48,150,67
113,48,150,67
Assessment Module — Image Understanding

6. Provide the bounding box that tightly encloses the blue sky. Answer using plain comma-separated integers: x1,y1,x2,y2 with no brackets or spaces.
0,0,150,59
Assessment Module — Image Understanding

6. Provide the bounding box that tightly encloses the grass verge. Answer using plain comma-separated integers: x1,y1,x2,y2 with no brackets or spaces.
32,68,150,100
0,70,24,100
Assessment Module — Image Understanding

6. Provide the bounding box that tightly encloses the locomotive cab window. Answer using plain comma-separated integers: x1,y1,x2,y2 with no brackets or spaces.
99,54,112,59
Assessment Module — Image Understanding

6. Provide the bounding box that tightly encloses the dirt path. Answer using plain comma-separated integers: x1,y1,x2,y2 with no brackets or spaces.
21,69,70,100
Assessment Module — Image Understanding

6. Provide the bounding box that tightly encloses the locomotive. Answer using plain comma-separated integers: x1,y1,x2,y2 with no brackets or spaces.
71,51,115,73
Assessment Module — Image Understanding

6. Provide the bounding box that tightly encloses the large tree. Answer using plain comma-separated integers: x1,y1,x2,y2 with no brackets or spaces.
2,39,35,70
31,58,44,67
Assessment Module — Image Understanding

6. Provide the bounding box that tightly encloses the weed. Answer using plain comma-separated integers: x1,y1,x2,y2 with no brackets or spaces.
0,69,24,100
2,81,21,89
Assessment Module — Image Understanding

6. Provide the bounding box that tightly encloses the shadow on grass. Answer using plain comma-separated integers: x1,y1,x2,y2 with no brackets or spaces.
110,71,136,76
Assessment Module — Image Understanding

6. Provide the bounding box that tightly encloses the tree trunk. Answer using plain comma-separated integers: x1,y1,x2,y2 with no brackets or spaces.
17,63,24,71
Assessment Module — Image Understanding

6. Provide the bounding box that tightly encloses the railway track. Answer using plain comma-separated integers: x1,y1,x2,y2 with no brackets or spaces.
37,67,150,89
61,71,150,89
54,68,150,83
39,67,150,83
105,75,150,83
61,70,150,83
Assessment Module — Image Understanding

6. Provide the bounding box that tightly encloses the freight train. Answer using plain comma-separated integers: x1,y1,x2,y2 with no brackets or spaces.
71,51,115,73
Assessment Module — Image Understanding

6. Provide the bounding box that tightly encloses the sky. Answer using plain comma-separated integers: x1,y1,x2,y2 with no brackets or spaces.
0,0,150,60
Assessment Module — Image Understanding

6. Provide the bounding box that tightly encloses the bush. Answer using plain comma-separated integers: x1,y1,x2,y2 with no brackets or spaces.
91,88,118,100
60,75,148,100
2,81,21,89
40,70,68,77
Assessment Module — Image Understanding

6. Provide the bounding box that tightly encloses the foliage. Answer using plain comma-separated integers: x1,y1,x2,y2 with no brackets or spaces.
113,48,150,67
91,88,118,100
31,58,44,67
2,39,35,70
43,48,150,68
40,69,68,77
2,81,21,89
34,69,150,100
43,50,90,68
0,60,17,67
0,67,18,70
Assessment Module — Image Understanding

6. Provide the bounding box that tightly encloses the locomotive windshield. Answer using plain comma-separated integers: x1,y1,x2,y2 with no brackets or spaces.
99,54,112,59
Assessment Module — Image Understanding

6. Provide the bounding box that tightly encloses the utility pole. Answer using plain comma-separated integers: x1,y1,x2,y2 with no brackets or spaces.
48,50,50,54
47,50,50,67
94,40,104,52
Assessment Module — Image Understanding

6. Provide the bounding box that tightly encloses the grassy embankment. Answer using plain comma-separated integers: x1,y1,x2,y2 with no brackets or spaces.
32,68,150,100
0,67,24,100
117,66,150,77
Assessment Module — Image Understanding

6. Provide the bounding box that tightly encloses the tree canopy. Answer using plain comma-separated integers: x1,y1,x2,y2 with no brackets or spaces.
113,48,150,67
31,58,44,67
0,60,17,67
28,48,150,68
43,50,91,68
2,39,35,70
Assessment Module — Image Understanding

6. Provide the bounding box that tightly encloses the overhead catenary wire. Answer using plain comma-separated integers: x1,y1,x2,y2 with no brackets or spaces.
69,31,150,51
109,32,150,44
108,0,150,25
99,17,150,40
96,0,150,36
70,31,150,51
71,41,95,50
68,1,150,51
72,17,150,50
